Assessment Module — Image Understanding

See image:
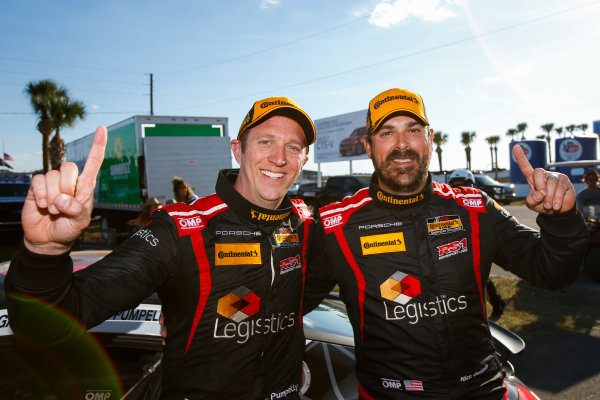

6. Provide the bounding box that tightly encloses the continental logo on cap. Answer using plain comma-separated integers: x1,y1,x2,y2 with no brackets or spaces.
250,209,291,222
377,191,424,205
215,243,261,265
260,99,295,109
360,232,406,255
373,94,420,110
427,215,463,235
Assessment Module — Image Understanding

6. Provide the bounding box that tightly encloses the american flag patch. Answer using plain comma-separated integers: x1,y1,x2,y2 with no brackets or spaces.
404,380,424,391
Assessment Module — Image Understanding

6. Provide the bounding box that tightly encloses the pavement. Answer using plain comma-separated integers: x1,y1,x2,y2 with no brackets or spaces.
493,205,600,399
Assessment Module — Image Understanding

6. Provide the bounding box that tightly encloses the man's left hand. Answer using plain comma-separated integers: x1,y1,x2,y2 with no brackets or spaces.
513,145,575,214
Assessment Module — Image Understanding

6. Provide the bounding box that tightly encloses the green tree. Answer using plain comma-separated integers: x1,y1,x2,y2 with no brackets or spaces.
540,123,554,163
433,131,448,173
49,95,86,170
25,80,64,172
578,123,589,135
516,122,528,140
565,124,576,137
461,131,477,170
554,126,564,138
24,80,86,172
506,128,518,142
485,135,501,179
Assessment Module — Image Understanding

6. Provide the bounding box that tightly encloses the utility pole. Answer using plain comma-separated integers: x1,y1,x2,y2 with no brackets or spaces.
149,73,154,115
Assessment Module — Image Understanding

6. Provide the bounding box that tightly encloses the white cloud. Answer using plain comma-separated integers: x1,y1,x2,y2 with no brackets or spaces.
91,104,100,110
260,0,280,9
369,0,457,28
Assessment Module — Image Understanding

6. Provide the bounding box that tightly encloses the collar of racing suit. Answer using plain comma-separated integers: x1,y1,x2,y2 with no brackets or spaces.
216,168,296,225
368,172,433,210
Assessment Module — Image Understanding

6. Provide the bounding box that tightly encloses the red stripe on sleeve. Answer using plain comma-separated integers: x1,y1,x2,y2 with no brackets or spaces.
469,210,486,321
185,231,212,355
334,229,366,342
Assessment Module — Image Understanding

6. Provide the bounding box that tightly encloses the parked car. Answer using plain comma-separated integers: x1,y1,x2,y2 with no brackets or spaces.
0,175,30,234
313,175,371,211
0,252,540,400
339,126,367,157
474,174,516,204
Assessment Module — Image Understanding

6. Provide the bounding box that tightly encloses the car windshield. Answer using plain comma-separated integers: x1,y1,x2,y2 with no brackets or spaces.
356,176,371,187
0,183,30,197
475,175,500,185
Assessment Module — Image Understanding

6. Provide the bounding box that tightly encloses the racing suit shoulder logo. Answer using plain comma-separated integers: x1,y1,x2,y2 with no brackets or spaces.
322,213,343,230
215,243,261,265
460,194,485,211
360,232,406,255
178,216,204,229
426,215,463,235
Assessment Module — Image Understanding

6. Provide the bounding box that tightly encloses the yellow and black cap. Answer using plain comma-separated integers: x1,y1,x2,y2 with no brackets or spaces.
238,97,316,148
366,88,429,135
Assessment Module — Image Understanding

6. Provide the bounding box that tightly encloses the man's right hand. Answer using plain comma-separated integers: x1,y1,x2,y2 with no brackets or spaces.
23,126,107,255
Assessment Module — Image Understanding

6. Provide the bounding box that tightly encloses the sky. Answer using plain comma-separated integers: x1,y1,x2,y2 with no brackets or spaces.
1,0,600,176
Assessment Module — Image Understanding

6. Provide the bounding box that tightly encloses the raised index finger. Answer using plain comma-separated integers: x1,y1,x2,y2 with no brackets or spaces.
77,126,107,196
513,145,534,181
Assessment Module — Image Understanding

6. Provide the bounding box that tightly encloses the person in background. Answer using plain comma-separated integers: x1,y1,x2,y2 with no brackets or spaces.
576,168,600,214
166,176,199,204
6,96,317,399
127,196,162,231
448,169,506,320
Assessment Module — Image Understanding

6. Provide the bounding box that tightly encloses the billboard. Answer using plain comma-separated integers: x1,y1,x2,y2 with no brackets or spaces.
314,109,368,163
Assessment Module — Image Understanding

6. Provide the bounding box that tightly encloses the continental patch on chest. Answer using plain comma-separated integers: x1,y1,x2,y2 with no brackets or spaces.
426,215,463,235
215,243,261,265
360,232,406,255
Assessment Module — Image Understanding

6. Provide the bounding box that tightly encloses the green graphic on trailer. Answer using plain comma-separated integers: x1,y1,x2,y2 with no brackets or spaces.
143,124,222,137
98,123,141,206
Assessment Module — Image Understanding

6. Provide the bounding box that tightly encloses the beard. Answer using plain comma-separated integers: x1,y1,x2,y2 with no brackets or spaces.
373,148,431,194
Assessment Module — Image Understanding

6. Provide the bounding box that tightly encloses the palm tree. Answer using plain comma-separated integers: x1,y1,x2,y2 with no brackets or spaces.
516,122,528,140
24,80,86,172
49,95,86,170
565,124,576,137
485,135,501,179
578,123,589,135
433,131,448,173
540,123,554,163
25,80,65,172
554,126,564,138
506,128,518,142
461,131,476,170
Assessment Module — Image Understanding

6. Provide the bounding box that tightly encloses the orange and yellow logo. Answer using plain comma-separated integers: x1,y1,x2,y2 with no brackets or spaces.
360,232,406,255
215,243,261,265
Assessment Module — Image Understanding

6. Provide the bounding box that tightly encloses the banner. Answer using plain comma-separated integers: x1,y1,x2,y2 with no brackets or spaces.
314,109,368,163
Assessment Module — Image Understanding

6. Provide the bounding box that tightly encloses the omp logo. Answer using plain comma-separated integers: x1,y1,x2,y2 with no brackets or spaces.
85,390,112,400
427,215,463,235
322,214,343,228
462,198,483,208
437,238,468,259
381,378,404,391
280,255,301,274
361,232,406,255
217,286,260,322
380,271,421,305
381,271,468,324
178,216,204,229
215,243,261,265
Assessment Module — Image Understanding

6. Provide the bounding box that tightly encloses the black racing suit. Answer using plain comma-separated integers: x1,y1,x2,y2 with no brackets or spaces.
6,169,315,400
304,174,588,399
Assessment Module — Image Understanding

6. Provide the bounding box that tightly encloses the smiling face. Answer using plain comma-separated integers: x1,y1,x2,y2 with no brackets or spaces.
364,114,433,195
231,115,308,210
